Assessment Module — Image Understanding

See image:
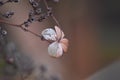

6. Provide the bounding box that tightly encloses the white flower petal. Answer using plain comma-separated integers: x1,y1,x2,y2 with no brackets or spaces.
48,42,63,58
41,28,57,41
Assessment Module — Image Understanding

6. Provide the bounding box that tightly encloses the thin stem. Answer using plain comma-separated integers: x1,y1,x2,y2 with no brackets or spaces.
21,27,42,38
0,19,21,28
0,19,42,38
43,0,49,9
51,14,61,27
43,0,61,27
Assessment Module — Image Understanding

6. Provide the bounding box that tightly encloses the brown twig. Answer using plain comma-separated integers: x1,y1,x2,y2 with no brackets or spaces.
0,19,42,38
43,0,49,9
51,14,61,27
43,0,61,27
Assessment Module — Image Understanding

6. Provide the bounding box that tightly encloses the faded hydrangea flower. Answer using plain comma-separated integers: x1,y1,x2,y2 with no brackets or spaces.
41,26,69,58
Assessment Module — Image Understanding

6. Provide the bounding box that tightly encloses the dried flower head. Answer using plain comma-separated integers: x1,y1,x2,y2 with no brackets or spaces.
41,26,69,58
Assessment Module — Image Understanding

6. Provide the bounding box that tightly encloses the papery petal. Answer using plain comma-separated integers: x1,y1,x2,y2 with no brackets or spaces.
41,28,57,41
60,38,69,52
48,42,63,58
55,26,64,40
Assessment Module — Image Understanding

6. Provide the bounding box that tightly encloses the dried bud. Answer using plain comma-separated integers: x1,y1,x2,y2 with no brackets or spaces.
0,29,7,39
23,21,30,27
1,30,7,36
35,8,42,14
3,11,14,18
29,0,39,8
28,17,36,23
29,10,35,17
38,14,47,22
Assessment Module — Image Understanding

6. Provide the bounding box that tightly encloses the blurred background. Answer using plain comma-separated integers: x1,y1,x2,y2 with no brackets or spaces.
0,0,120,80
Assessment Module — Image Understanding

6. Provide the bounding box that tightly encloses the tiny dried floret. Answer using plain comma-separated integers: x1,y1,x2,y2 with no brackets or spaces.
37,13,47,22
29,0,39,8
3,11,14,18
23,21,30,27
53,0,60,2
35,8,42,14
29,10,35,17
28,17,36,23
